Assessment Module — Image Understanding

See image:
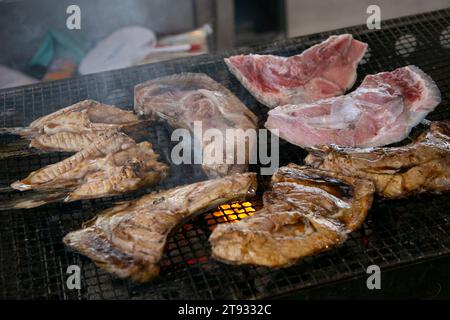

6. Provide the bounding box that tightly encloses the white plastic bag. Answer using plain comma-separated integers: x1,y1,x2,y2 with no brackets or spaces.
78,26,157,75
0,65,38,89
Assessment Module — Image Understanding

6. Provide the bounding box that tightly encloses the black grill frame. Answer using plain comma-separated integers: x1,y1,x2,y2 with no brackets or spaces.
1,8,450,300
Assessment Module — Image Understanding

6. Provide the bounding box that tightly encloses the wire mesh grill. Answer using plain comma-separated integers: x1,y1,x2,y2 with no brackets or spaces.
1,9,450,299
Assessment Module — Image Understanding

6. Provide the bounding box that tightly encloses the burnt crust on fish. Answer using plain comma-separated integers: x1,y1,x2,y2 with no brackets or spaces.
7,100,143,152
29,131,103,152
305,120,450,199
210,164,374,267
11,130,169,202
63,172,257,282
134,73,258,178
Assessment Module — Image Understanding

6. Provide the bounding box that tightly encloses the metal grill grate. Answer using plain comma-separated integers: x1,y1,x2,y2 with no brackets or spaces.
1,9,450,299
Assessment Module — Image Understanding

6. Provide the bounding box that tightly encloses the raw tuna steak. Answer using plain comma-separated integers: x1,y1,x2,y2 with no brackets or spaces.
265,65,441,148
225,34,367,108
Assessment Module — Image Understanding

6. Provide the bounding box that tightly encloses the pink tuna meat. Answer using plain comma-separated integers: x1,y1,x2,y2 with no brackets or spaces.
265,65,441,148
225,34,368,108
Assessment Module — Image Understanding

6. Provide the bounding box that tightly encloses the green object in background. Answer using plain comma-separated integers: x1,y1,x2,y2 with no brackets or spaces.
28,30,85,79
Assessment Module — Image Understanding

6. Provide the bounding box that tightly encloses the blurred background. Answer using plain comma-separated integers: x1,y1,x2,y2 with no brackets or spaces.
0,0,449,89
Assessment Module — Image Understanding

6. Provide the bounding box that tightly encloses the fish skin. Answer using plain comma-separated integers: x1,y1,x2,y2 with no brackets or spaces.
5,100,143,152
305,120,450,199
11,131,169,201
210,164,374,267
29,131,100,152
12,130,124,190
63,172,258,282
134,73,258,178
28,99,139,131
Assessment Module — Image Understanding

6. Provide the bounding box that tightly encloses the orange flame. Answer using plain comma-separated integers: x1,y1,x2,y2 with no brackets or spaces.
206,201,256,230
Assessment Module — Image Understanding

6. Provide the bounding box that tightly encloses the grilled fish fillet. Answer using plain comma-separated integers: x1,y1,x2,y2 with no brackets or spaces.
134,73,258,178
5,100,142,152
63,172,257,282
305,120,450,198
11,130,169,202
210,164,374,267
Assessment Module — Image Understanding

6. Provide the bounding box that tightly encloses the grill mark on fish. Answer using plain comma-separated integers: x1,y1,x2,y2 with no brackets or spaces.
271,166,354,199
2,100,144,153
11,131,169,203
30,131,99,152
305,120,450,198
63,172,257,282
210,164,374,267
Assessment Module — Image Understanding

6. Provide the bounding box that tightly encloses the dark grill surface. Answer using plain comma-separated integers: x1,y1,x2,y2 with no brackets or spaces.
1,9,450,299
